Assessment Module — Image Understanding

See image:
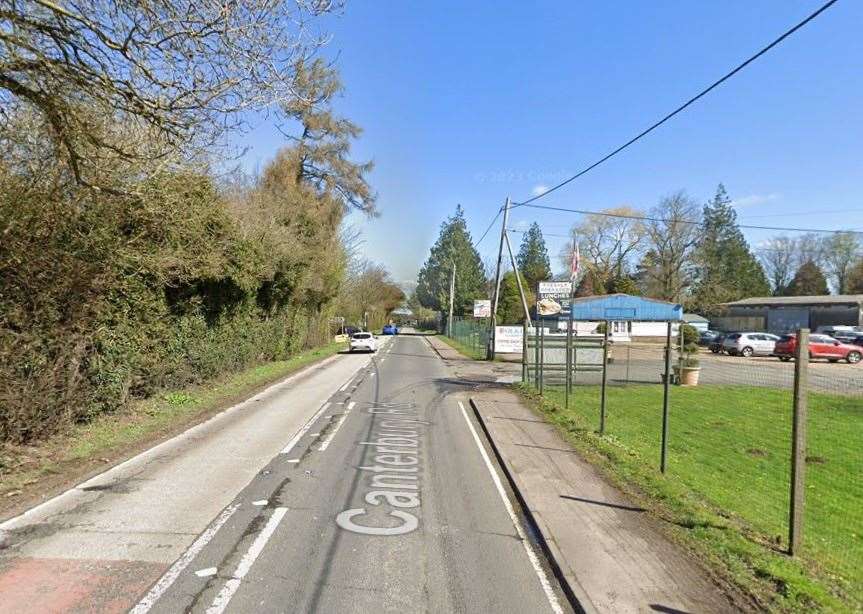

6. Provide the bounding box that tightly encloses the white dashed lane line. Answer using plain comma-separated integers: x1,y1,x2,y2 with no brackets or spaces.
205,507,288,614
130,504,240,614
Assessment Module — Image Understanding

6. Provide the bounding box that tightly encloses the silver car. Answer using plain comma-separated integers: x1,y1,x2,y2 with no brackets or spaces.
722,332,780,357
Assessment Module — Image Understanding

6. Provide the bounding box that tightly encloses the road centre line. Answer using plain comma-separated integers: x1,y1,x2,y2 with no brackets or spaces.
130,503,240,614
457,401,565,614
318,414,349,451
279,402,330,454
205,506,288,614
318,400,356,451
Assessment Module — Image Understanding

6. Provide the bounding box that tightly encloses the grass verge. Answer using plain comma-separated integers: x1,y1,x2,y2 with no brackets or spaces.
0,342,345,519
518,383,860,612
436,334,487,360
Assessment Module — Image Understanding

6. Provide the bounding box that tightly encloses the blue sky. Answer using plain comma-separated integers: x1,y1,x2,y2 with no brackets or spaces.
234,1,862,284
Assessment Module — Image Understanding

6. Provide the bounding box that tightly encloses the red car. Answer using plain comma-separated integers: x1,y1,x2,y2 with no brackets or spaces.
774,333,863,364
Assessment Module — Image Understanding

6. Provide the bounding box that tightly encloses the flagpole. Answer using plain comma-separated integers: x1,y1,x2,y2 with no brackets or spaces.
567,233,579,405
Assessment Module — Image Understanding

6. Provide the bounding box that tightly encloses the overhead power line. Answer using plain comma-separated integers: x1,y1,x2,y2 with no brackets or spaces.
511,0,840,209
505,228,827,254
473,206,504,248
515,203,863,235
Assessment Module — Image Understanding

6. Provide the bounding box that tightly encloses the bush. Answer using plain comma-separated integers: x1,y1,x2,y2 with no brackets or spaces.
681,323,700,346
0,162,342,444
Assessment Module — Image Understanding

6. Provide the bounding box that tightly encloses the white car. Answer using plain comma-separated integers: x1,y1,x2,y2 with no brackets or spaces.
349,332,378,353
722,332,780,357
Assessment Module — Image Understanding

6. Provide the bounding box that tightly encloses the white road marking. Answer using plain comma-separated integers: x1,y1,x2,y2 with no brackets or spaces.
129,503,240,614
195,567,218,578
339,379,354,392
252,500,268,506
457,401,565,614
347,401,356,411
287,459,300,464
205,507,288,614
280,403,330,454
370,373,376,378
318,404,352,452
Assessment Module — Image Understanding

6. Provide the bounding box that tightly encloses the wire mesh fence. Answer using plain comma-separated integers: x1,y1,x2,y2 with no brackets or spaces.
443,316,489,359
523,326,863,605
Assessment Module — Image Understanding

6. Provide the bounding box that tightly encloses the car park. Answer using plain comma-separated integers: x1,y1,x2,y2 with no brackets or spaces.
382,324,399,335
349,332,378,353
774,333,862,364
722,332,780,357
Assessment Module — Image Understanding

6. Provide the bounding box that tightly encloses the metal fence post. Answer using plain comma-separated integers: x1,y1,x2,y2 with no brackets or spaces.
789,328,809,556
539,320,545,395
522,320,528,383
660,321,672,473
599,320,609,435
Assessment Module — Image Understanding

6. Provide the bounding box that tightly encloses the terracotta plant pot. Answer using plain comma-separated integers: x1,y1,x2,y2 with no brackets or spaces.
678,366,701,386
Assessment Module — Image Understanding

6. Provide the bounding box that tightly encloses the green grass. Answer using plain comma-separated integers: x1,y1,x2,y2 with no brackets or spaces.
437,333,487,360
1,342,346,501
522,382,862,611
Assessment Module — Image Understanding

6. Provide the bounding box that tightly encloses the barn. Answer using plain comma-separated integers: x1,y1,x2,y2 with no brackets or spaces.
716,295,863,335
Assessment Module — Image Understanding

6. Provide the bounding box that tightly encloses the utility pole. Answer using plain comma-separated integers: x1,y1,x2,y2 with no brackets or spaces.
503,230,531,325
487,197,511,360
447,260,456,337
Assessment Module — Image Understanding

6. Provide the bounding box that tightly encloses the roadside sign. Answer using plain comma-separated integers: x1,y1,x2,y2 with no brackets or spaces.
537,281,572,316
473,299,491,318
494,326,522,352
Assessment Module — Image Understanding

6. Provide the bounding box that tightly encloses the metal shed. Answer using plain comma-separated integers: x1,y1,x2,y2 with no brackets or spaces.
719,295,863,334
570,293,683,322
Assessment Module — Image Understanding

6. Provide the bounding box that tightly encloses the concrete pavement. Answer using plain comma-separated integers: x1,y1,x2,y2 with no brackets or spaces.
470,389,746,613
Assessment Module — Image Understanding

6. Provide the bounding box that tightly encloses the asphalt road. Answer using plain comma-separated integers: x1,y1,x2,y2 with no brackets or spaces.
0,334,568,613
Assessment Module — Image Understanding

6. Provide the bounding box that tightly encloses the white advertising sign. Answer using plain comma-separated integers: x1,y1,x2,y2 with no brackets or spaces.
473,299,491,318
494,326,523,353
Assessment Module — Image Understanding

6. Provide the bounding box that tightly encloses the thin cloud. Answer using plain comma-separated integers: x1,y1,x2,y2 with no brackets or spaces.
531,185,549,197
731,193,781,208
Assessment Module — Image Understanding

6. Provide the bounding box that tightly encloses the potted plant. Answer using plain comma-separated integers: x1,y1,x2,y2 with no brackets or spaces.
674,343,701,386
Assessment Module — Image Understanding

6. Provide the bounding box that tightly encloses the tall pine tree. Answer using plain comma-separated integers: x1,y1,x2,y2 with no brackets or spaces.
416,206,487,314
690,184,770,313
516,222,551,289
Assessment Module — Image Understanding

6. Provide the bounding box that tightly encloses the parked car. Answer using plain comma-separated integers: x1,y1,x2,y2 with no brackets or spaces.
722,332,780,357
774,333,862,364
698,329,721,346
831,330,862,343
844,334,863,348
382,324,399,335
815,325,863,337
709,333,729,354
349,332,378,353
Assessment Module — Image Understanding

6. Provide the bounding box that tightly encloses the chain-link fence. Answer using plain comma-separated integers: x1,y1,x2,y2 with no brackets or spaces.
443,316,490,359
524,327,863,606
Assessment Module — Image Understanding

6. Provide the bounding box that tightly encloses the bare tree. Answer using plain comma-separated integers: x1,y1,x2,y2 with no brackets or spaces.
795,233,824,268
759,235,797,295
822,232,860,294
560,206,646,285
637,192,701,301
0,0,340,190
